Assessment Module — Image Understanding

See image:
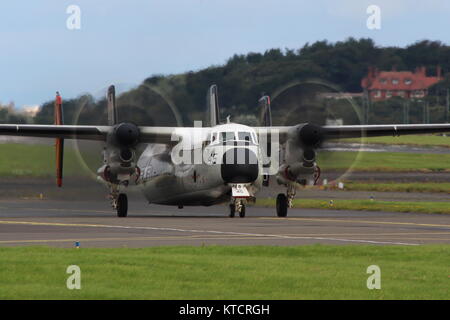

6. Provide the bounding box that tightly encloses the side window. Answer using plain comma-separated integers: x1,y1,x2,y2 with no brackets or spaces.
238,132,253,143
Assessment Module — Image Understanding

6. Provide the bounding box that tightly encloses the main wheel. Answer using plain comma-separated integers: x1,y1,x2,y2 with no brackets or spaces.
117,193,128,217
239,204,246,218
276,193,288,217
229,203,236,218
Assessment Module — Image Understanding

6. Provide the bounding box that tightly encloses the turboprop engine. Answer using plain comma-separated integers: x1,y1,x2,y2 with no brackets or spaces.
98,122,141,184
96,86,141,185
277,123,323,185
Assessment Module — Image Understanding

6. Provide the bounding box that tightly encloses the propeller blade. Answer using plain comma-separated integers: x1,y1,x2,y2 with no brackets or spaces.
107,85,118,126
54,92,64,187
206,84,220,126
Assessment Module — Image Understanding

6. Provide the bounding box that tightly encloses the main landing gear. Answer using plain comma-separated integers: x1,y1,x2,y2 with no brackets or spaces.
110,184,128,217
229,199,246,218
276,185,296,217
116,193,128,217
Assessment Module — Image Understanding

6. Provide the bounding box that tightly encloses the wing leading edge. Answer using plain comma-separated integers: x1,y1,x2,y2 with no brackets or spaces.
1,123,450,144
0,124,186,144
0,124,110,141
322,123,450,140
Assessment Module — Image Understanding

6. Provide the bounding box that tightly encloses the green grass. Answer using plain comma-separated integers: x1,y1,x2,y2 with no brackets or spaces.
0,143,450,177
256,198,450,214
0,144,91,177
0,246,448,299
340,182,450,193
318,151,450,172
339,134,450,148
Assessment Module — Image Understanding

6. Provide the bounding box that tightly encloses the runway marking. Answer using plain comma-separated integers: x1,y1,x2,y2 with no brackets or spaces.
1,236,448,245
0,220,419,246
19,207,112,214
282,232,450,237
1,235,357,244
0,235,279,244
259,217,450,229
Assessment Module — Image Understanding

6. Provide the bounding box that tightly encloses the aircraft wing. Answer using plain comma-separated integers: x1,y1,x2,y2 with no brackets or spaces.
0,124,110,140
322,123,450,139
0,124,186,144
2,123,450,144
256,123,450,145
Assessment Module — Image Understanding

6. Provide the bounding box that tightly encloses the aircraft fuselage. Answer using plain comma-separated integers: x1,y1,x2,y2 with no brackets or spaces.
136,123,264,206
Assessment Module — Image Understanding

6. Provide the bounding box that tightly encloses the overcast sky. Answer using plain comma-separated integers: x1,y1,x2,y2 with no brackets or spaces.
1,0,449,108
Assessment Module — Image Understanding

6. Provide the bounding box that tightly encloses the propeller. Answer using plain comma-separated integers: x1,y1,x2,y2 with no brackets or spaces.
269,79,365,185
259,95,272,186
71,83,182,190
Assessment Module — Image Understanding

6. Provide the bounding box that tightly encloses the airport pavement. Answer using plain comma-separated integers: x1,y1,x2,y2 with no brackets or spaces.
1,176,449,201
0,199,449,247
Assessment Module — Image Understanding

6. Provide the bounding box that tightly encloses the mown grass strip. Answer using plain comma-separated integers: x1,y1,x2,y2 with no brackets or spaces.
256,198,450,215
318,151,450,172
341,182,450,194
0,143,449,177
337,134,450,148
0,246,449,299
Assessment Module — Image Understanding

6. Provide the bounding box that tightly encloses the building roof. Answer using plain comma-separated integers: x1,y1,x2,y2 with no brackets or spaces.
361,67,442,91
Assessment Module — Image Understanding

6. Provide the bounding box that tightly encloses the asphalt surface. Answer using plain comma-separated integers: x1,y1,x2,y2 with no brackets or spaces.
0,199,449,247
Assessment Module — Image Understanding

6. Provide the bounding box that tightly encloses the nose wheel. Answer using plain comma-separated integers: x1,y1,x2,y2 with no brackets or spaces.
229,200,246,218
276,193,288,217
229,203,236,217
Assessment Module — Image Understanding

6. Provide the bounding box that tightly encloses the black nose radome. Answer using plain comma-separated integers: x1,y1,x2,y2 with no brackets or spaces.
221,148,258,183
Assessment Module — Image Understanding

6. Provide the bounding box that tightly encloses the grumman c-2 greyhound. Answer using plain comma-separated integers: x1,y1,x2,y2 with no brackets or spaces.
1,84,450,218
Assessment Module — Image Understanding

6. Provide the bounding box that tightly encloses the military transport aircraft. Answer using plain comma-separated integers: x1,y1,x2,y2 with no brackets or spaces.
1,85,449,218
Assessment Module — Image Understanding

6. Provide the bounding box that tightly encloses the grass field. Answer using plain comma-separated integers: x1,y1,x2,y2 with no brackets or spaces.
318,151,450,172
339,134,450,148
0,143,450,178
256,198,450,214
0,246,448,299
0,144,88,177
340,182,450,193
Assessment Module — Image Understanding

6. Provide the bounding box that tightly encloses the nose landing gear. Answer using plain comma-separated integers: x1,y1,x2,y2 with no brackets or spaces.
228,183,252,218
229,199,246,218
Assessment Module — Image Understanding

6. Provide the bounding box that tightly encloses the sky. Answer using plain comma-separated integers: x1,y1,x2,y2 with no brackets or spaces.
1,0,450,108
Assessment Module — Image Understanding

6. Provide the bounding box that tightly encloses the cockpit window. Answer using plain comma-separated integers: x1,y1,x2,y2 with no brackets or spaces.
238,131,252,142
220,132,236,142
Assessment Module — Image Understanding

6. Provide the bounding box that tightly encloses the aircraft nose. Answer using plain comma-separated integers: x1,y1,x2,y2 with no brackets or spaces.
221,148,258,183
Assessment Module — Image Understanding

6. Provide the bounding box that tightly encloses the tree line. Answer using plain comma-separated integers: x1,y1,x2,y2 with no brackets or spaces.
22,38,450,126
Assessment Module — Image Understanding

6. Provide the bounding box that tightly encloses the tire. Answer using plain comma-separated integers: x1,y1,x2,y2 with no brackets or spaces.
276,193,288,217
229,204,235,218
117,193,128,217
239,204,246,218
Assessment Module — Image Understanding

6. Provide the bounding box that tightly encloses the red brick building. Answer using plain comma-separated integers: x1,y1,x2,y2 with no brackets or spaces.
361,66,443,100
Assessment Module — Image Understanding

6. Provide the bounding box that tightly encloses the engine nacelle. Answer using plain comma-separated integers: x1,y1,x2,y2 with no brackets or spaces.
277,162,316,185
98,146,138,184
107,122,140,148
